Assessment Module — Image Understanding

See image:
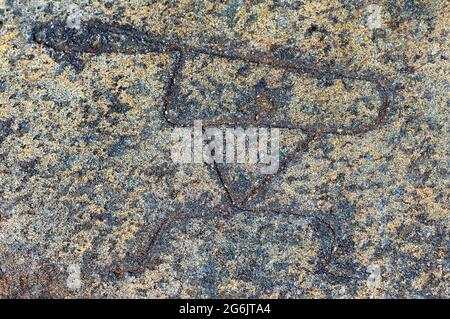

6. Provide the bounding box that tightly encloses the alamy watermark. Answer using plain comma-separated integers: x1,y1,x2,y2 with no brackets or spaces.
171,121,280,174
366,4,383,29
66,263,82,290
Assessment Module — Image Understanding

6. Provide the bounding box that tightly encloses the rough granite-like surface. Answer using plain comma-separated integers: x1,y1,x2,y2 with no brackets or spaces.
0,0,448,298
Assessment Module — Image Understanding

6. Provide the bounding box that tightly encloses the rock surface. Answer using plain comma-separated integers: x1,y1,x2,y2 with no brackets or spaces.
0,0,448,298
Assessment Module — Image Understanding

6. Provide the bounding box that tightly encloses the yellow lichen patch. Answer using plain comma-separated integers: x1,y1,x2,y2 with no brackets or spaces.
218,280,257,297
71,229,96,256
111,220,141,259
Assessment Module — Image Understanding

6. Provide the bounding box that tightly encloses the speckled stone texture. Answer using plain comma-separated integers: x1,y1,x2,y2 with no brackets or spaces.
0,0,448,298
